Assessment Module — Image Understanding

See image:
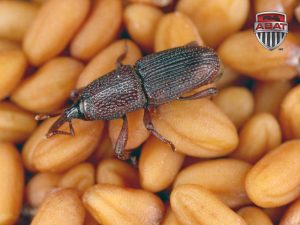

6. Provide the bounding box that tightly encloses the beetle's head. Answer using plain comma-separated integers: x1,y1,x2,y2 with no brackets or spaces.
35,101,83,138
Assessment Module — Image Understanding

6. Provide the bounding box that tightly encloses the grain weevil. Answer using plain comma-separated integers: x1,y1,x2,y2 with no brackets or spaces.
36,42,222,160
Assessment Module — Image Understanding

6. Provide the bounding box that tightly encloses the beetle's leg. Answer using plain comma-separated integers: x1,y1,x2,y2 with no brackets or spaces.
185,41,199,47
116,41,128,69
115,115,130,160
143,107,176,151
178,87,218,100
69,121,75,136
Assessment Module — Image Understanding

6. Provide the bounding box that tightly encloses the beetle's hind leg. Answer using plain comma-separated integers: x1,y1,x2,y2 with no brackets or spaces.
178,87,218,100
116,41,128,69
143,107,176,151
114,115,130,160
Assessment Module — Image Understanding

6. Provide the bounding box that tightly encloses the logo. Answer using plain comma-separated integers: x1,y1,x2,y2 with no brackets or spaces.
254,12,288,50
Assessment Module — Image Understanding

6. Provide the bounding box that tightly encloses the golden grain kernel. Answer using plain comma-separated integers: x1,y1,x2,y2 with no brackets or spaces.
177,0,249,47
96,158,139,188
26,172,61,208
0,1,38,41
76,39,142,88
59,163,95,195
245,140,300,207
174,159,252,208
231,113,282,163
31,189,85,225
237,206,273,225
32,119,104,172
154,12,203,52
0,143,24,225
218,30,300,81
0,49,26,100
213,86,254,129
124,3,163,52
151,99,238,157
71,0,122,60
171,184,247,225
23,0,90,65
139,136,184,192
0,101,36,143
280,85,300,139
83,184,165,225
11,57,83,113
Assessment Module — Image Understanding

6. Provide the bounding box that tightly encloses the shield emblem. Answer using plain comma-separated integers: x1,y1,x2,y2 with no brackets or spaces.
254,12,288,50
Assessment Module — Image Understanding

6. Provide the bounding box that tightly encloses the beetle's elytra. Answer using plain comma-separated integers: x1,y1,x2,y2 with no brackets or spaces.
36,42,222,160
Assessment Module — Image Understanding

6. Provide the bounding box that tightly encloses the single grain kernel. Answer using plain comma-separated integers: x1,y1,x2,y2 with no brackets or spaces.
279,198,300,225
23,0,90,65
151,99,238,158
0,143,24,225
0,1,38,41
11,57,83,113
76,39,142,88
59,163,95,195
139,136,184,192
109,109,149,151
0,50,26,100
26,172,62,208
245,140,300,207
174,159,252,208
254,80,291,116
0,38,20,52
255,0,298,21
154,12,203,52
177,0,249,48
231,113,282,163
280,85,300,139
218,30,300,81
161,207,181,225
71,0,122,60
124,3,163,52
83,184,165,225
171,184,247,225
22,118,57,172
31,189,85,225
237,206,273,225
128,0,172,7
32,119,104,172
96,158,139,188
213,86,254,129
0,101,36,143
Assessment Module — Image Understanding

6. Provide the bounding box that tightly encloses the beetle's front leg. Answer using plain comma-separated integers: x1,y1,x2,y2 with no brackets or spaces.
114,115,130,160
143,107,176,151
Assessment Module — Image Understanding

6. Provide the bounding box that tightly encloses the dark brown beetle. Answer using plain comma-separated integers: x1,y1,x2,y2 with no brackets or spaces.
36,42,222,160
